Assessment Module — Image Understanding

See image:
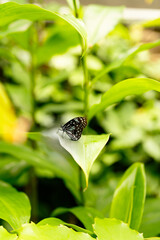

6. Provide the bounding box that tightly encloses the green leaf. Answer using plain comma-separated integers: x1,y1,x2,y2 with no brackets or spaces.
145,238,160,240
6,84,32,113
0,181,31,230
0,141,55,171
37,101,83,115
27,132,81,202
0,156,27,184
17,222,94,240
88,78,160,121
143,18,160,27
35,25,80,65
38,217,64,227
52,206,103,231
93,218,144,240
0,2,87,54
92,40,160,85
0,19,31,38
139,198,160,237
143,136,160,162
0,141,79,197
38,217,93,235
58,134,110,187
83,5,123,46
0,226,17,240
110,163,146,231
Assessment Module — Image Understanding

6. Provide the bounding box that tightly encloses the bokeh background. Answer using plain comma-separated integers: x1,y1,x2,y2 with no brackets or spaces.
0,0,160,237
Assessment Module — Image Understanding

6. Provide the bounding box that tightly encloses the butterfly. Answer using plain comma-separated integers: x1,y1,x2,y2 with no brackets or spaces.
60,117,87,141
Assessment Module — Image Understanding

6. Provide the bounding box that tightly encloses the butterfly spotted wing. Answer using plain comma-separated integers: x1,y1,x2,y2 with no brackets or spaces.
61,117,87,141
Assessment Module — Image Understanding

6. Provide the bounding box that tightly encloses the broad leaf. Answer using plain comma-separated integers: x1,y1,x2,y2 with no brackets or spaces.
93,218,144,240
83,5,123,46
110,163,146,231
143,18,160,27
0,2,87,54
38,217,64,227
0,181,31,230
92,40,160,85
28,131,81,202
38,217,93,235
0,226,17,240
139,198,160,237
145,239,160,240
0,141,79,194
0,142,55,171
58,134,110,187
88,78,160,121
52,206,103,231
17,222,94,240
36,25,80,65
0,19,31,38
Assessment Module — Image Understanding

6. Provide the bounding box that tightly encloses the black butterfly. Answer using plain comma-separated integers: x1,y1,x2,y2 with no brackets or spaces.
60,117,87,141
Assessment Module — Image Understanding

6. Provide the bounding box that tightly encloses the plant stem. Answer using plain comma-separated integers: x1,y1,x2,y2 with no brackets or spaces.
30,49,36,124
25,167,38,223
79,166,84,205
72,0,89,118
29,22,38,126
72,0,89,205
73,0,79,18
28,23,39,221
81,54,89,117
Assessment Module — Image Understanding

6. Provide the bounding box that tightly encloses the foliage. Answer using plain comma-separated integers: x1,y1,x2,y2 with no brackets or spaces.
0,0,160,239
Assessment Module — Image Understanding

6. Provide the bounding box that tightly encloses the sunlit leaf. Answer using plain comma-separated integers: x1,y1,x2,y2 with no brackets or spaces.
0,82,31,143
145,238,160,240
0,19,31,38
58,133,110,187
83,5,123,46
88,78,160,121
93,218,144,240
17,222,94,240
0,181,31,230
0,83,17,142
0,2,87,54
143,18,160,27
38,217,93,235
0,226,17,240
110,163,146,231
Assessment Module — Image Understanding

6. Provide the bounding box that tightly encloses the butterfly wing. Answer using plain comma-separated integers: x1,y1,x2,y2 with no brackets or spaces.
65,128,82,141
61,117,87,141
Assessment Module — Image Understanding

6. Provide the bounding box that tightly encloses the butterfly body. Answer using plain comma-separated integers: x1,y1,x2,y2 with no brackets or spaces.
61,117,87,141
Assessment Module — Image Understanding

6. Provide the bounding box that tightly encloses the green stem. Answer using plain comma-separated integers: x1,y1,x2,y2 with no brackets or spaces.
30,51,36,124
73,0,79,18
29,23,38,126
79,166,84,205
25,167,38,223
72,0,89,117
28,23,39,221
81,54,89,117
72,0,89,205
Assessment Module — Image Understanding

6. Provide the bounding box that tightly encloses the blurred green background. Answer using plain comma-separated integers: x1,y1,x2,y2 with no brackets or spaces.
0,0,160,237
